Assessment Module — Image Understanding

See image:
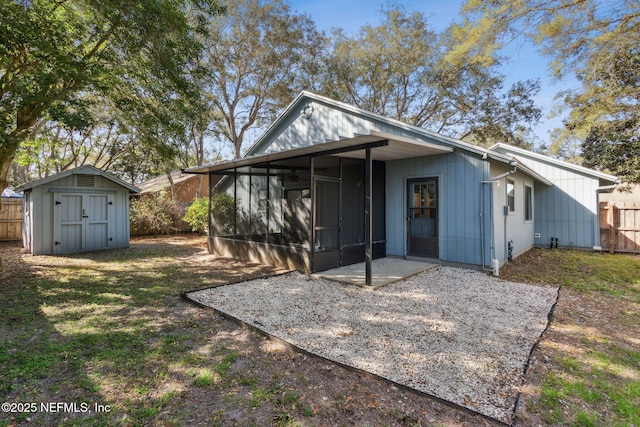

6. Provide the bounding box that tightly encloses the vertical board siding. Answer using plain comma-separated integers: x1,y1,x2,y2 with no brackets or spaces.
516,157,600,249
386,151,486,265
254,99,447,155
490,149,597,250
248,95,601,266
27,170,132,255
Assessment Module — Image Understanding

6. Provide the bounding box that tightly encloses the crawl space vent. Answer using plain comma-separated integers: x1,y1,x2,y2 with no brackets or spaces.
76,174,95,187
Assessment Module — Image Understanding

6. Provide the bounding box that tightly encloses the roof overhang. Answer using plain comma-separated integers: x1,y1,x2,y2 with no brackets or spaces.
184,131,453,174
514,162,553,186
490,143,618,184
15,165,140,193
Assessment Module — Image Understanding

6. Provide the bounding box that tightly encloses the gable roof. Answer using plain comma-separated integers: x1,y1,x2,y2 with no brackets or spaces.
15,165,140,193
246,91,516,165
490,143,618,184
186,91,597,188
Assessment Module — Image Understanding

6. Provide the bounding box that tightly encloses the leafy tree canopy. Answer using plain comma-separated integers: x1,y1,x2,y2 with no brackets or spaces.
454,0,640,180
320,7,542,148
0,0,224,193
198,0,325,158
583,119,640,184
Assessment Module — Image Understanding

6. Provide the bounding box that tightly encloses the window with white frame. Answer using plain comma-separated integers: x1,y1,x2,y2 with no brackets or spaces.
507,179,515,212
524,184,533,221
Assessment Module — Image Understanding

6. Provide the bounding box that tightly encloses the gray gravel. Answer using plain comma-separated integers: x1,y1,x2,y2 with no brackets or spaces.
187,266,558,423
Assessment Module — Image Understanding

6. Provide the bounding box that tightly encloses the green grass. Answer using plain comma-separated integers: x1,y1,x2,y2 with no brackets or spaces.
516,249,640,302
0,238,272,426
506,249,640,426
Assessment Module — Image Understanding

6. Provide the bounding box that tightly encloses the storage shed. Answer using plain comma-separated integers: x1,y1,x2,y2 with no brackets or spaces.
15,165,140,255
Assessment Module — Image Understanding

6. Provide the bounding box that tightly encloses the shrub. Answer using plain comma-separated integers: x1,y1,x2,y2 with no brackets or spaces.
183,192,235,235
183,197,209,234
130,190,182,235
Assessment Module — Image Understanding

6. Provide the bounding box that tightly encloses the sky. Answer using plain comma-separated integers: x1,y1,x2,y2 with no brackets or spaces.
287,0,579,149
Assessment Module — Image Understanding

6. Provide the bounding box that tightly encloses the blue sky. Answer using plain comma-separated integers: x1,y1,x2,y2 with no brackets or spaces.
288,0,578,149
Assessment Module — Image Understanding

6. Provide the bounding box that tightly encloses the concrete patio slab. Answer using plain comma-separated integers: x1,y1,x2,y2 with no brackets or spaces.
312,257,438,289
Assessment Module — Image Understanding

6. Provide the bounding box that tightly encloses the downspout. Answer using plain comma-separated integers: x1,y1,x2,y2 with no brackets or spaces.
481,161,518,273
594,181,619,250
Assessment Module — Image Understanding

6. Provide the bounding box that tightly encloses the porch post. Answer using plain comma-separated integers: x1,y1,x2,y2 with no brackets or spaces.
365,148,372,286
309,156,315,273
233,168,237,236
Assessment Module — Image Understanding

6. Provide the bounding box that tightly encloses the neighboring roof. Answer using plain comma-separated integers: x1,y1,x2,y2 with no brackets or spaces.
185,131,453,174
136,171,197,195
15,165,140,193
490,143,618,184
1,187,23,198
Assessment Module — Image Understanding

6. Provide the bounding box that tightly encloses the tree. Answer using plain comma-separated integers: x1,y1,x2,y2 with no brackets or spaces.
198,0,325,158
11,96,127,182
320,7,541,147
454,0,640,170
582,119,640,184
0,0,224,196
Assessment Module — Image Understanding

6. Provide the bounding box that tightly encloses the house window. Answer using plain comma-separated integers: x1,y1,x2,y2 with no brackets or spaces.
507,179,515,212
524,184,533,221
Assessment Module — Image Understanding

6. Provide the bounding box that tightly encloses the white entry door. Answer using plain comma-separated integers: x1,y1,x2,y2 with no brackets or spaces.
54,193,111,254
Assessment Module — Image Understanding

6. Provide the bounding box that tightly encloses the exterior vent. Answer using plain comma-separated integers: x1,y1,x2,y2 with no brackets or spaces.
76,174,95,187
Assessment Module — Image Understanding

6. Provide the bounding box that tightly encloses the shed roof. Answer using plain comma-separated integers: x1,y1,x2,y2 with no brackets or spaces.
15,165,140,193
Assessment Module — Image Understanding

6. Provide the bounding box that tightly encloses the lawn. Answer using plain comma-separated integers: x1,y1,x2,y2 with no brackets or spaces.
500,248,640,426
1,237,638,426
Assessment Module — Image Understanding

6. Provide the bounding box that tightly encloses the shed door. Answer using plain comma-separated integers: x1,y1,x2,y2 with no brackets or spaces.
85,194,109,251
407,178,438,258
54,193,110,254
56,194,84,254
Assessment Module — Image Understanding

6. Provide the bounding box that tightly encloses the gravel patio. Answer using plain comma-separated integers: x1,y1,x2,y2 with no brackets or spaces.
186,265,559,423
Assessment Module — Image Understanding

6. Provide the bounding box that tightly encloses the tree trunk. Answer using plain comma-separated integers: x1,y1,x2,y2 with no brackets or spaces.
195,129,205,199
166,171,177,201
0,141,19,210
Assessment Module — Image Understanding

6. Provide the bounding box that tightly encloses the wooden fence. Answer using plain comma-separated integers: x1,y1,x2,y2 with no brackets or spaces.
600,202,640,254
0,198,23,241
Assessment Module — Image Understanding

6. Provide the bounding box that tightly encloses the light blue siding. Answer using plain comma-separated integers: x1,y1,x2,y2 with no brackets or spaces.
386,151,488,265
252,98,454,155
497,149,603,249
23,170,133,255
244,94,613,268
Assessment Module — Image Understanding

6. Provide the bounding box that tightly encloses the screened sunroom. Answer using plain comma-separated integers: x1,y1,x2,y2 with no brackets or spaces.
184,132,452,285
